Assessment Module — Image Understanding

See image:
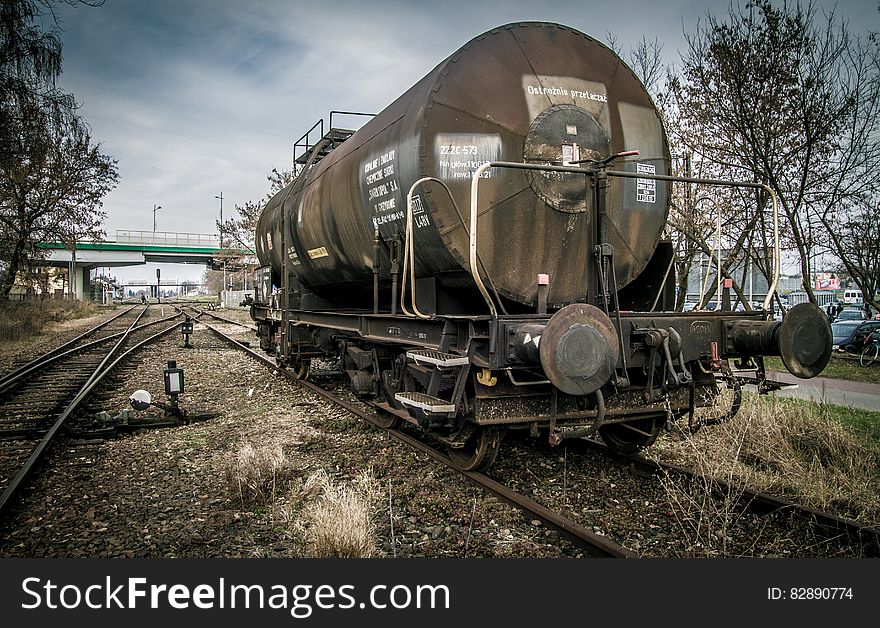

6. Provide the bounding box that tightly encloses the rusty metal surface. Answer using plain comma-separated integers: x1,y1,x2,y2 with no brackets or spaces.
778,302,833,378
539,303,619,394
256,22,670,310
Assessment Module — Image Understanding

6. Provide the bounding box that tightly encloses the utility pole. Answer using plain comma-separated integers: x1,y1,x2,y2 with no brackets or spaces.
215,192,225,306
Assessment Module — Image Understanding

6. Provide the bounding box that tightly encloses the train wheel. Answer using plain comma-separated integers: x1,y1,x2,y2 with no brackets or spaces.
599,416,663,455
291,357,311,380
447,428,504,472
373,411,401,429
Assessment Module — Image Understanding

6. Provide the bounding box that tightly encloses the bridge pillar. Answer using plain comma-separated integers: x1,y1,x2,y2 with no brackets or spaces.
68,264,89,300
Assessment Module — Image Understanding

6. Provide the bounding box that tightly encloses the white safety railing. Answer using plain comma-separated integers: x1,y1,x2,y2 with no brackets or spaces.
116,230,220,248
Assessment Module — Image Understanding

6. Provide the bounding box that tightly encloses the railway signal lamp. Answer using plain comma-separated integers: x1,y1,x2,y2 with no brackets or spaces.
164,360,184,394
127,362,189,423
163,360,185,413
181,317,194,348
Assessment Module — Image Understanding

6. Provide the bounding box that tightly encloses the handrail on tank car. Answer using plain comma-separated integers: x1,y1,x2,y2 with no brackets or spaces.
292,112,372,165
694,195,723,311
328,110,376,130
404,177,508,319
603,169,781,312
468,161,781,316
403,177,437,319
292,119,323,167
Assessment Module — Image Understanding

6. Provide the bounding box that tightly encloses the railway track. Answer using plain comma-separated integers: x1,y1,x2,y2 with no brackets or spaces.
191,307,257,331
2,308,873,558
590,439,880,556
0,305,185,516
0,304,142,382
201,319,634,558
202,313,880,558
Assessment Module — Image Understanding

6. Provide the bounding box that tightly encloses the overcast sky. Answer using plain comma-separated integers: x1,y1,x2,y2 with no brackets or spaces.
50,0,878,283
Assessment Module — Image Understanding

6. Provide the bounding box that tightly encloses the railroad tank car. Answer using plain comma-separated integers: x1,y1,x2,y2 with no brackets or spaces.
249,22,833,471
255,22,669,312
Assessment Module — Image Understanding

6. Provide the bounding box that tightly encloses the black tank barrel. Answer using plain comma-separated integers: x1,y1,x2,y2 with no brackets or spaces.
256,22,671,310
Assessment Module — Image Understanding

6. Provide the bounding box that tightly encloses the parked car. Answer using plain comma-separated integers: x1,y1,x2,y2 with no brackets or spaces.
832,320,880,353
682,300,718,311
834,307,869,322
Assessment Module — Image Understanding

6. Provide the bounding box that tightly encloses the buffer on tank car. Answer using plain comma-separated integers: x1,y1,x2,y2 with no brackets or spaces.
249,22,833,472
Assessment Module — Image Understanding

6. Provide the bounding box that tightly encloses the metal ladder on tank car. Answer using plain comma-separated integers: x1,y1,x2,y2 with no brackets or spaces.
292,111,374,176
395,324,472,425
293,127,355,175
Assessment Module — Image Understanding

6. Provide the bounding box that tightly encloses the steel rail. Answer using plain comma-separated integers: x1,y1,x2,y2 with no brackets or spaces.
0,304,140,388
0,317,183,516
188,307,256,331
651,455,880,556
572,436,880,556
0,309,182,396
203,321,635,558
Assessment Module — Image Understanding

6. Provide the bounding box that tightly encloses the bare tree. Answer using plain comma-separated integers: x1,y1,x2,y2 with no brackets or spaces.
674,0,880,305
217,168,294,260
1,99,117,297
1,1,102,170
204,167,296,296
0,0,114,298
628,35,666,99
219,167,295,253
814,19,880,311
830,202,880,309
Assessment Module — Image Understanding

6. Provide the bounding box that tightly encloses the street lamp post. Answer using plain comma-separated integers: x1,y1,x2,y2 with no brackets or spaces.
215,192,225,304
152,204,162,233
214,192,223,247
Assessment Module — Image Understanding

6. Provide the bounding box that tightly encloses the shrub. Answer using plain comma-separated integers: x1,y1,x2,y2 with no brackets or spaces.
289,468,382,558
0,300,100,341
225,442,291,506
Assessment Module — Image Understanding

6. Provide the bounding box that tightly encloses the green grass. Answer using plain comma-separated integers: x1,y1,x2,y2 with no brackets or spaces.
756,393,880,449
764,355,880,385
826,405,880,448
760,357,880,448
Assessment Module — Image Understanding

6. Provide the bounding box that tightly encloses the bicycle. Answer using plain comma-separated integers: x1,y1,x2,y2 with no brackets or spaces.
859,331,879,367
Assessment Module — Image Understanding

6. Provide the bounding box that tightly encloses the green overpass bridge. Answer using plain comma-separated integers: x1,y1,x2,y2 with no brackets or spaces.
39,230,254,299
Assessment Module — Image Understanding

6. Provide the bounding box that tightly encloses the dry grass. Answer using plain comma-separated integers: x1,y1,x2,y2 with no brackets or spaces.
0,300,98,342
224,441,291,507
654,392,880,541
654,414,757,555
285,468,382,558
657,394,880,525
